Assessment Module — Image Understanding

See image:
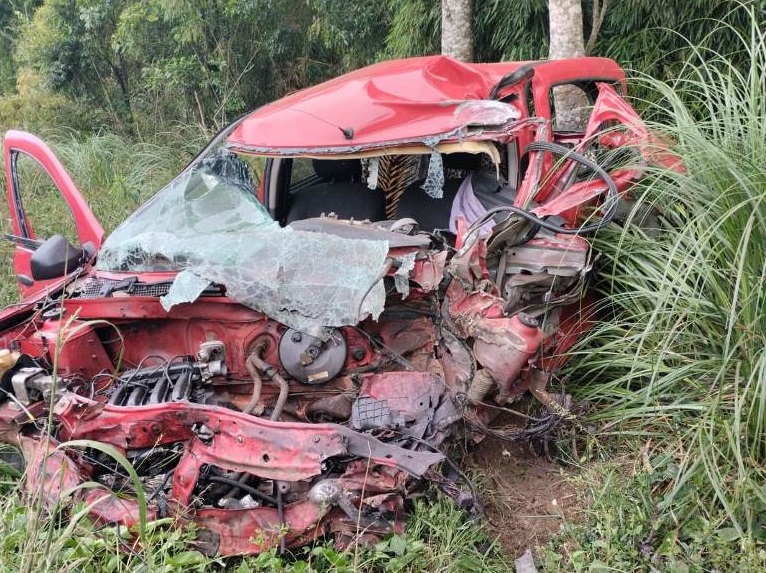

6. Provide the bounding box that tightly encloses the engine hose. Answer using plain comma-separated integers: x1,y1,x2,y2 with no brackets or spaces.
249,347,289,421
207,475,278,506
243,347,265,415
466,141,619,239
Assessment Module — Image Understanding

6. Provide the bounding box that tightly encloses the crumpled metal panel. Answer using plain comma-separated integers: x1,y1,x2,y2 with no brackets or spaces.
227,56,524,153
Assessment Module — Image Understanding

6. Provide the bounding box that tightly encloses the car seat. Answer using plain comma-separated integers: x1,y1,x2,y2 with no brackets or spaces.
286,159,386,223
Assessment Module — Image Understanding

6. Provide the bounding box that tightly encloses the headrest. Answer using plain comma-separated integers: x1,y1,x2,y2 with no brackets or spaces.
312,159,363,182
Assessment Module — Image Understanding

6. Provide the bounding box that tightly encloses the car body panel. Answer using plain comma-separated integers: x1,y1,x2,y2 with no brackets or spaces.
0,55,673,556
227,55,625,154
3,130,104,297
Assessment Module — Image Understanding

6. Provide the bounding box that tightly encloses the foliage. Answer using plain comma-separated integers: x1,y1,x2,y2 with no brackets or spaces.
0,452,509,573
540,461,766,572
0,90,104,136
384,0,763,80
4,0,389,133
0,1,42,93
0,481,220,573
2,0,762,135
561,5,766,565
238,496,511,572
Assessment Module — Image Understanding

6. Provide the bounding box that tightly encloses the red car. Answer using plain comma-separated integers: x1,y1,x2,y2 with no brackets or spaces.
0,55,671,555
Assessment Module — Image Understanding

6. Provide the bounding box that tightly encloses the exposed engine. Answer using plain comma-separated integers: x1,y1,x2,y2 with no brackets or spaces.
0,208,593,557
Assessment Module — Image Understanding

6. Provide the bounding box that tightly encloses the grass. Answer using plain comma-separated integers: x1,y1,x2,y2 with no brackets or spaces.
540,459,766,572
0,485,219,573
0,472,511,573
548,5,766,568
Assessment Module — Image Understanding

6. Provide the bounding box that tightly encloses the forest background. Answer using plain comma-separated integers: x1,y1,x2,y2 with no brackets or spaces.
0,0,755,135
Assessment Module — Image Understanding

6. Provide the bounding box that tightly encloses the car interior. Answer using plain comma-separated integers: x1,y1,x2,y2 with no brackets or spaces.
269,149,518,242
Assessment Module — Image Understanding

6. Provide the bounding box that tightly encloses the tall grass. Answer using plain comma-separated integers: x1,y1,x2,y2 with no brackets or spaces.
0,126,209,307
569,4,766,544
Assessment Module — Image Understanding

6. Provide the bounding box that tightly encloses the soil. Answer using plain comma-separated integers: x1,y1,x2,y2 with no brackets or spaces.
464,436,585,560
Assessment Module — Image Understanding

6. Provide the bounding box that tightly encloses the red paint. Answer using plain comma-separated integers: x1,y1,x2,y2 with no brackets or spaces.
0,54,680,557
228,56,625,153
3,131,104,297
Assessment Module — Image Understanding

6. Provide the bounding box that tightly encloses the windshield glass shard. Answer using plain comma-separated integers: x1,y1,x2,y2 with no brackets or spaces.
97,153,389,334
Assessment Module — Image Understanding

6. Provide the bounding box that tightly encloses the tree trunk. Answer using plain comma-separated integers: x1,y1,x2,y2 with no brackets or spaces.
548,0,588,130
441,0,473,62
548,0,585,59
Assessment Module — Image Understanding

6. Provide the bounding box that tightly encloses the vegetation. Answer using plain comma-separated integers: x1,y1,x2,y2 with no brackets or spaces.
547,8,766,570
0,1,765,571
0,454,511,573
0,0,761,133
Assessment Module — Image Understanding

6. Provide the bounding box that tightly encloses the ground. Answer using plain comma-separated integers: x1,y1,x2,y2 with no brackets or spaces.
466,437,583,560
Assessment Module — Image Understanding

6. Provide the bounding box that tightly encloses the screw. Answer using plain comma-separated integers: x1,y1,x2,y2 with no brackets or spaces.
291,331,302,342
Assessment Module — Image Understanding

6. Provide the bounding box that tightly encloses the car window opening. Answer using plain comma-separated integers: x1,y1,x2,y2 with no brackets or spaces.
280,148,512,240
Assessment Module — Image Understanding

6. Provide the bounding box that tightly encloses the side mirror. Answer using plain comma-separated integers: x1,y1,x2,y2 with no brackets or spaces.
30,235,88,281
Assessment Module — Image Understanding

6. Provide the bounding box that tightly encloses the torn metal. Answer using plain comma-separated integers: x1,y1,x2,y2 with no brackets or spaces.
0,55,679,557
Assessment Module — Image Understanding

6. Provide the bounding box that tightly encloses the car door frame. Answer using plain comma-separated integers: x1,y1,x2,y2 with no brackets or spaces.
4,130,104,297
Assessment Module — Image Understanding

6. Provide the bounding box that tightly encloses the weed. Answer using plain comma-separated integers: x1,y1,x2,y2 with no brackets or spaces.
541,459,766,572
236,495,511,573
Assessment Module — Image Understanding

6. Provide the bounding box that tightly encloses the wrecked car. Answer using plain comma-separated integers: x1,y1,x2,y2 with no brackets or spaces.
0,55,673,555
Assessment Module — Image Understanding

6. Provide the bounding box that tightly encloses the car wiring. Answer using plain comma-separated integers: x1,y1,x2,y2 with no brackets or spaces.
465,141,620,242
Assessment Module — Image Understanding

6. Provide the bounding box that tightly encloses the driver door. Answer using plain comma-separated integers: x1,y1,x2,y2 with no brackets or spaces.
3,130,103,298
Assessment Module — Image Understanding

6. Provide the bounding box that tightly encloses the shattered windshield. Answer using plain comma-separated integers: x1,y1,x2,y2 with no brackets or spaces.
97,153,389,335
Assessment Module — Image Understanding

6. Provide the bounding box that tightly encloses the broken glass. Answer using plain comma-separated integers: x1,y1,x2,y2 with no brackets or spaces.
97,153,389,335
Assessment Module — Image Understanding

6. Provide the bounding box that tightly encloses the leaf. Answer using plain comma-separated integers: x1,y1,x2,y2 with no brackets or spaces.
166,550,207,567
715,527,741,542
389,534,408,556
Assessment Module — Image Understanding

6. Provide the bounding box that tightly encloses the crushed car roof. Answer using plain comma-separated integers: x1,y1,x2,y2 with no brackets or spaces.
226,55,624,153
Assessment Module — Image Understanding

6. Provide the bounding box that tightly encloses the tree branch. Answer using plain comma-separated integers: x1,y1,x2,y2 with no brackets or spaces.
586,0,609,55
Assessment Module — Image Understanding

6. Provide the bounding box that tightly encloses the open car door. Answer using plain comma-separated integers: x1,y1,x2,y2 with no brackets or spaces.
3,130,103,298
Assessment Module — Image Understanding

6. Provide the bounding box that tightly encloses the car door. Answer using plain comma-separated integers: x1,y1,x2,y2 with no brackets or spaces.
3,130,104,298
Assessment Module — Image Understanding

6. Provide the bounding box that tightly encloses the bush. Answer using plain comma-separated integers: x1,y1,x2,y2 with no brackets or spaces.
565,3,766,557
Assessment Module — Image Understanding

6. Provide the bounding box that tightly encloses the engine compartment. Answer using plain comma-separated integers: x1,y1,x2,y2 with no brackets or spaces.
0,212,592,554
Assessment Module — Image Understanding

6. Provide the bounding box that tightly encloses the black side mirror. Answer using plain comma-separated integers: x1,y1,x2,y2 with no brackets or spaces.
30,235,87,281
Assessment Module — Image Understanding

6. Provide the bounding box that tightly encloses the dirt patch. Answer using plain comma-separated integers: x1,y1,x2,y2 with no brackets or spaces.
465,437,584,560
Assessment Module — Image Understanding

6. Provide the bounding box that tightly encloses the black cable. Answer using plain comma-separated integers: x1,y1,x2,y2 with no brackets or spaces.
206,475,278,506
466,141,619,239
389,431,480,510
